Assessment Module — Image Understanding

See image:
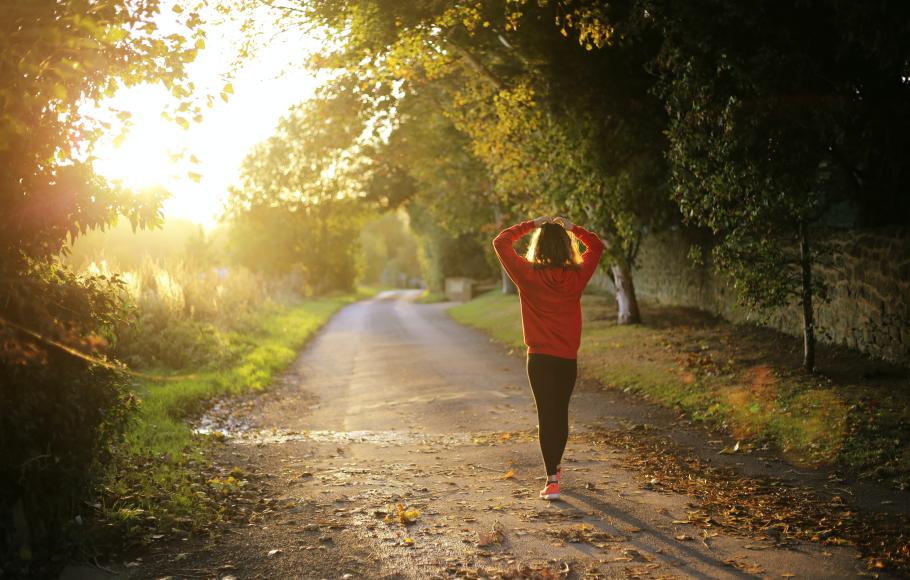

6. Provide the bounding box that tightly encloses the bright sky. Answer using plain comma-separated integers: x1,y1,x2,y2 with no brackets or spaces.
91,6,325,229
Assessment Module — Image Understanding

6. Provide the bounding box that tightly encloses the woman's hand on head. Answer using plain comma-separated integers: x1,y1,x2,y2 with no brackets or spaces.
553,216,574,231
532,215,551,227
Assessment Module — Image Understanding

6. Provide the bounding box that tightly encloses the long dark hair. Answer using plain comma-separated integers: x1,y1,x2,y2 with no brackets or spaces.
525,223,583,270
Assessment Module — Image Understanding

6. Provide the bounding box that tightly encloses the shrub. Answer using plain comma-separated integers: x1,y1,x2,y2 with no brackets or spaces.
0,262,136,577
92,258,270,370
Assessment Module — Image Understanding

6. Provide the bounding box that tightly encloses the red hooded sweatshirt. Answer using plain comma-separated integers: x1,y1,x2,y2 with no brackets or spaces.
492,220,605,360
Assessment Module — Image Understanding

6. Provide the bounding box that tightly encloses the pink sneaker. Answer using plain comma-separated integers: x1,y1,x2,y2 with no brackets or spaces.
539,481,561,500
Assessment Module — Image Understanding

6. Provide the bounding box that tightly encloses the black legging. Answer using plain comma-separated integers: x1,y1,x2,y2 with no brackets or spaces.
526,353,578,476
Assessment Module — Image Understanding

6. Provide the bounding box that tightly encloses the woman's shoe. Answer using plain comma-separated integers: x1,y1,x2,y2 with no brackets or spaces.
539,481,561,500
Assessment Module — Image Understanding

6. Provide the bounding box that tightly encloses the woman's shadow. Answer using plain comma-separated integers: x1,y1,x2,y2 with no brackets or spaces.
545,488,760,579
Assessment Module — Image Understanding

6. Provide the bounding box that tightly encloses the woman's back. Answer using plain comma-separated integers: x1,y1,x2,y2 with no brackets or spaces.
492,219,605,360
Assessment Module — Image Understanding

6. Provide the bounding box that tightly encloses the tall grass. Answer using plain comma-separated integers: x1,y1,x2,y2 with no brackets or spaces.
87,257,298,369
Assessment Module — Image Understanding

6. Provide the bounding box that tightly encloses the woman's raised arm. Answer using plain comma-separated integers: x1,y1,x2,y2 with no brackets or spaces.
492,217,548,286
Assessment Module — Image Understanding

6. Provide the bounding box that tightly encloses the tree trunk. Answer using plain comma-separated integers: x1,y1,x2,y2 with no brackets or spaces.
501,267,517,294
611,260,641,325
799,220,816,373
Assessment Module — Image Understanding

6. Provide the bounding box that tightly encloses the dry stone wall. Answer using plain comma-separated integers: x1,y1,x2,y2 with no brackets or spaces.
590,227,910,366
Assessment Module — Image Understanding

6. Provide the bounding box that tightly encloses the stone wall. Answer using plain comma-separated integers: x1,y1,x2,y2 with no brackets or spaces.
590,227,910,366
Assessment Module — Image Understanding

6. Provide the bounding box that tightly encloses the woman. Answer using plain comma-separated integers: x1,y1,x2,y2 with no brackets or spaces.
492,215,605,500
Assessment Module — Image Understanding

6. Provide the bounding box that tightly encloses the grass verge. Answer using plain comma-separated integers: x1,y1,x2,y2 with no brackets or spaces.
92,288,379,547
449,290,910,488
414,289,449,304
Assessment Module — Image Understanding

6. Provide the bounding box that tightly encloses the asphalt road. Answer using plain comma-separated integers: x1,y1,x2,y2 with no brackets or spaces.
90,289,881,579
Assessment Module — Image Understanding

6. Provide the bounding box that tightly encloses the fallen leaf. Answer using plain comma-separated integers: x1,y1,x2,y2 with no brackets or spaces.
384,503,420,526
718,441,741,454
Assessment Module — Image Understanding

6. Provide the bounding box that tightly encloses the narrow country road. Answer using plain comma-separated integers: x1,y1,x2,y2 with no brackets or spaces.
120,290,884,579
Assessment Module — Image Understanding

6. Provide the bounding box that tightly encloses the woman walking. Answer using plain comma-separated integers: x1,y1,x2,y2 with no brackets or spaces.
492,215,605,500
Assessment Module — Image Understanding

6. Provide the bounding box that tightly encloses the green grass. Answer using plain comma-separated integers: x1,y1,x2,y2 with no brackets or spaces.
448,290,910,484
448,290,525,348
414,289,450,304
98,288,378,539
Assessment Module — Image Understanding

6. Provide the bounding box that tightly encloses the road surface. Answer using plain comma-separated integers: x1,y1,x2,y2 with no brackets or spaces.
112,290,882,579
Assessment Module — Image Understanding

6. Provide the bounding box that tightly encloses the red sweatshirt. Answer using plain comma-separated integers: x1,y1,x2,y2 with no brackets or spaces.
492,220,605,360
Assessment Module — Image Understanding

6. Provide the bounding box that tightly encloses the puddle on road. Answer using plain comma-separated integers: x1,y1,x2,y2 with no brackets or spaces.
194,400,253,436
194,401,539,447
238,429,474,446
198,425,474,447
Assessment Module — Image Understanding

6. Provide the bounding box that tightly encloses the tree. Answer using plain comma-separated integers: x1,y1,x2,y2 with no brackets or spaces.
359,210,422,288
1,0,205,361
653,0,910,371
224,95,369,293
249,0,677,323
436,0,675,322
0,0,203,572
363,87,501,292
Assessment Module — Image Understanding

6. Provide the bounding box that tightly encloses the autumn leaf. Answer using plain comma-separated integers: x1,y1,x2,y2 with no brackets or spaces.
384,503,420,525
718,441,741,454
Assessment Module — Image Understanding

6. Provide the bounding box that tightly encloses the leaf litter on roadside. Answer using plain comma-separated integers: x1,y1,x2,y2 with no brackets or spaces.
476,521,506,548
544,523,625,547
577,426,910,573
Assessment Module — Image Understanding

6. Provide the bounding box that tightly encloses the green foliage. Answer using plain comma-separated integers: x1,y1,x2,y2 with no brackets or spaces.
408,204,496,292
0,357,136,576
227,200,365,294
225,97,370,294
655,0,910,281
1,0,203,260
0,2,203,571
445,1,674,268
247,0,681,320
656,2,833,311
360,86,500,290
0,261,138,576
651,0,910,368
359,211,422,287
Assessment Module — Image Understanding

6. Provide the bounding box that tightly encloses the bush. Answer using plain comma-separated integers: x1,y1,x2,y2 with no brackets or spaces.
90,258,269,370
0,263,136,577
